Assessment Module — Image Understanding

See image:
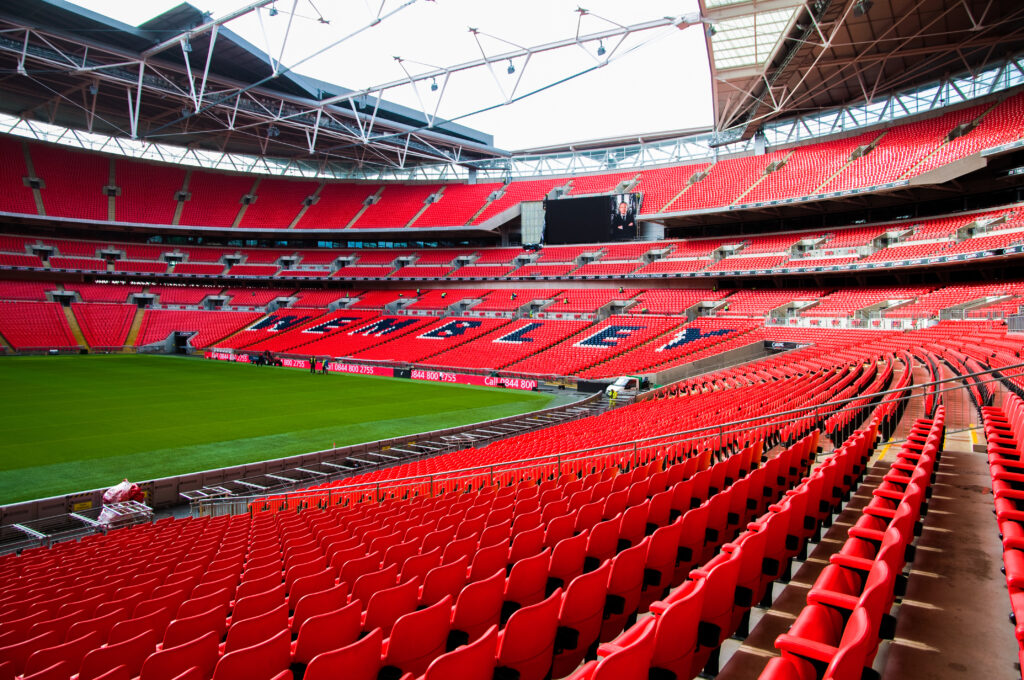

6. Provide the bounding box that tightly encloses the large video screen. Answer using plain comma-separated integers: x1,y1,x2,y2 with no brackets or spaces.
543,192,643,244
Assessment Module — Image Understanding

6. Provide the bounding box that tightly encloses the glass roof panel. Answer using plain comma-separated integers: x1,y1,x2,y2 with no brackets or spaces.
710,8,798,70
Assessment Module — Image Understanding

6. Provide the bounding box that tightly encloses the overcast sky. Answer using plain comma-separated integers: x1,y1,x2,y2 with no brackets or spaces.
73,0,713,150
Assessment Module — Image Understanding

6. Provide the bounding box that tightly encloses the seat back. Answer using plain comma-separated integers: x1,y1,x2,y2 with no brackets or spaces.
504,548,551,610
822,607,876,680
139,631,219,680
423,624,498,680
223,602,288,654
496,589,563,680
650,577,706,676
291,582,349,632
287,567,335,611
162,603,229,649
451,568,505,642
78,629,159,680
211,628,292,680
551,561,611,678
23,630,102,677
421,556,469,607
350,564,398,607
292,599,362,665
590,616,657,680
382,595,453,676
363,576,420,637
231,584,286,622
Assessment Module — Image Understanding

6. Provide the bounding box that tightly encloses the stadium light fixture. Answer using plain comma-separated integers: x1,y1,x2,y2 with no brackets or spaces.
597,40,605,56
430,78,438,91
182,37,192,53
268,4,278,16
507,60,515,74
267,125,280,137
853,0,873,17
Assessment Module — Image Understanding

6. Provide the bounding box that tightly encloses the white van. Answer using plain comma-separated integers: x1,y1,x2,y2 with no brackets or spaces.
605,376,640,397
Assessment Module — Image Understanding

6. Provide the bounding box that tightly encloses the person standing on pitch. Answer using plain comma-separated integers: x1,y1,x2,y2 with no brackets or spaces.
309,356,316,374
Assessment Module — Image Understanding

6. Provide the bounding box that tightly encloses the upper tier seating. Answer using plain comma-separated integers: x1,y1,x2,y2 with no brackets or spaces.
114,158,184,225
179,171,254,228
0,96,1020,236
639,163,714,213
294,184,378,229
471,179,564,225
31,143,109,221
741,132,880,205
0,136,38,215
237,179,317,230
568,170,636,196
415,184,503,227
356,184,441,229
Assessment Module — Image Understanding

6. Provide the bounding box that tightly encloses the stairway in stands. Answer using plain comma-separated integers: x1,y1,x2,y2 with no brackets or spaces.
123,307,146,350
62,305,89,350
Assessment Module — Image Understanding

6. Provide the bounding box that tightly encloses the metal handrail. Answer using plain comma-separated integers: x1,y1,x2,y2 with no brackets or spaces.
196,358,1024,512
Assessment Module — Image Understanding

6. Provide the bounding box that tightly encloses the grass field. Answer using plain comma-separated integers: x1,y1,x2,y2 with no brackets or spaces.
0,355,554,504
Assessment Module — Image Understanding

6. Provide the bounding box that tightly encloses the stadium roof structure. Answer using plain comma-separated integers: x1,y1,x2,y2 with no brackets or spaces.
703,0,1024,142
0,0,702,179
0,0,504,175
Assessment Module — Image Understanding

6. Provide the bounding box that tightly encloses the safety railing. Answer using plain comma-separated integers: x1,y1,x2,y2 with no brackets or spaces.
192,358,1024,517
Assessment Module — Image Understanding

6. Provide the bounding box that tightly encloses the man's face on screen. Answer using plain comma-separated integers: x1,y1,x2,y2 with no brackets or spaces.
618,202,628,215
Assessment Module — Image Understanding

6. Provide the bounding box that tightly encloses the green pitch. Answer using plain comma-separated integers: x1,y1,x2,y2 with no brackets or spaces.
0,355,553,505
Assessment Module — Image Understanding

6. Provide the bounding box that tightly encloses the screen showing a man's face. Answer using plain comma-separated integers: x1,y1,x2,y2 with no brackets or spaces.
542,193,643,244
